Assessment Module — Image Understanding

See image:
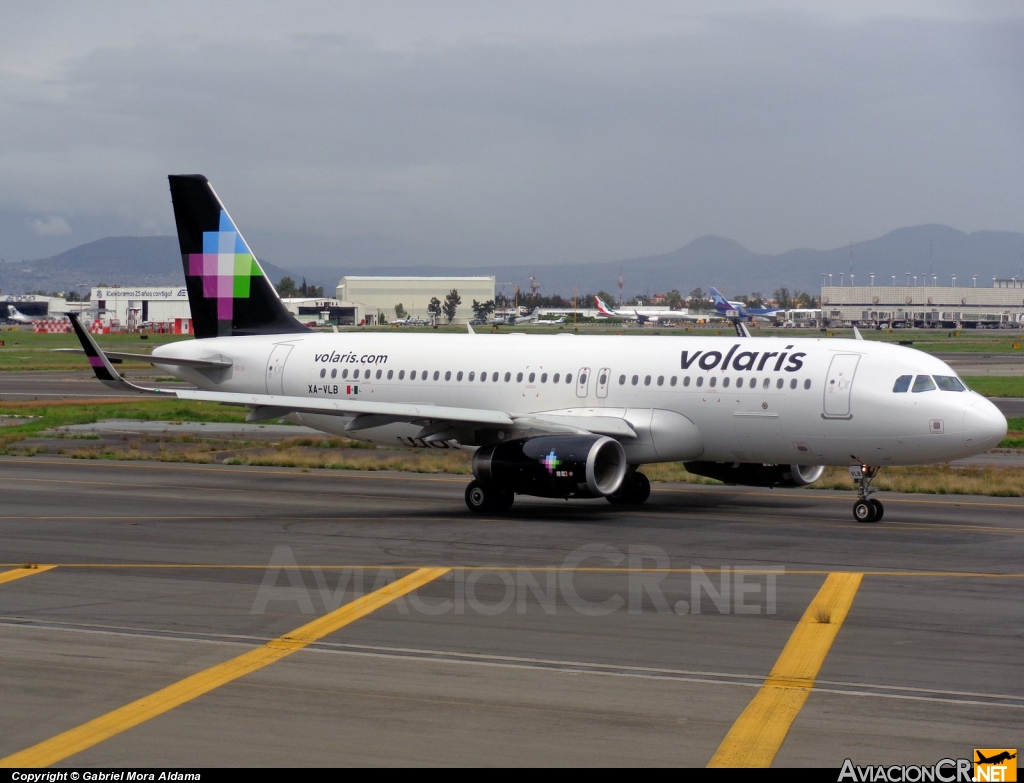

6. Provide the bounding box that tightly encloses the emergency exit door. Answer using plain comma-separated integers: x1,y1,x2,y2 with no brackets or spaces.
266,344,294,395
823,354,859,418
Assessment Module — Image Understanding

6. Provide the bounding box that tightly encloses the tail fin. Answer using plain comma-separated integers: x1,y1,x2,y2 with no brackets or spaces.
168,175,310,339
594,296,613,315
709,287,729,307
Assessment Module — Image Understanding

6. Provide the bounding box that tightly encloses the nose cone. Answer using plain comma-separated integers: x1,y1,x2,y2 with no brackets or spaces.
963,397,1008,453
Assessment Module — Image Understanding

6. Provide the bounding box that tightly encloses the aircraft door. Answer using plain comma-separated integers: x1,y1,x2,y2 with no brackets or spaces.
266,343,294,395
576,367,591,398
823,354,860,419
595,367,611,399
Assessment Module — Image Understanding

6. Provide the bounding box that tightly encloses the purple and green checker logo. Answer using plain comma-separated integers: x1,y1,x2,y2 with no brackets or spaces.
542,450,561,475
186,210,263,322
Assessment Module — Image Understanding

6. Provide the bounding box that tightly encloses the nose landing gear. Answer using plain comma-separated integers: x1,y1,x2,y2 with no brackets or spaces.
850,465,883,522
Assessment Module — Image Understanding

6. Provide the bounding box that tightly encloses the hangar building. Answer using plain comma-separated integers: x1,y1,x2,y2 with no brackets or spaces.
821,279,1024,327
335,276,496,324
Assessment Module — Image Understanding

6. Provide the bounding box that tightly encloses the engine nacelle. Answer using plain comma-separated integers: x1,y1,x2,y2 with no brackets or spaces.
473,435,628,498
683,461,825,488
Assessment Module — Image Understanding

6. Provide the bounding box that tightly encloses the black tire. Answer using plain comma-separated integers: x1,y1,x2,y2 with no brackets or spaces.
869,498,884,522
853,499,876,523
465,480,492,513
632,472,651,504
493,486,515,512
606,473,635,504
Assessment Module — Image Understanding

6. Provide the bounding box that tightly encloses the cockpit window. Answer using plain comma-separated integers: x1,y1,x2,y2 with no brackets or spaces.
912,375,936,393
934,375,966,392
892,375,912,393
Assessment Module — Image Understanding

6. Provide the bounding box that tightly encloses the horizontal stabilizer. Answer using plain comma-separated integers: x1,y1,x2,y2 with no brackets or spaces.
54,348,232,369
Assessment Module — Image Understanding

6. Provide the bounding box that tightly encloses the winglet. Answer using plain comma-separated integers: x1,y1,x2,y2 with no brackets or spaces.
734,319,752,338
853,326,864,341
467,322,476,335
68,314,157,394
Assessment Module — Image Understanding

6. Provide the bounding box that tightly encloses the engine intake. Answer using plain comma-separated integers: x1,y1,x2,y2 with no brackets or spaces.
683,461,825,488
473,435,628,498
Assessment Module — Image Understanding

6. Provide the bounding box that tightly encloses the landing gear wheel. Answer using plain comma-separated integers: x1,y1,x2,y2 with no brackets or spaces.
606,471,650,505
853,500,876,523
850,464,883,523
632,472,651,504
465,480,514,513
868,498,884,522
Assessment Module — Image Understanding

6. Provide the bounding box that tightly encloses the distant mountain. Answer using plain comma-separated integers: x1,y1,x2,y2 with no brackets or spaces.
0,236,297,296
4,225,1024,299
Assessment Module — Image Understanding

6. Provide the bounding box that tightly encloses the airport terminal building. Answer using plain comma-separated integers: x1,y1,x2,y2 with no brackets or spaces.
336,276,496,324
821,280,1024,327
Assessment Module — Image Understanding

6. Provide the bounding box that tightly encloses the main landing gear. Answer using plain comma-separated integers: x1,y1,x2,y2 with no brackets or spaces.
849,464,883,523
606,471,651,505
465,480,515,513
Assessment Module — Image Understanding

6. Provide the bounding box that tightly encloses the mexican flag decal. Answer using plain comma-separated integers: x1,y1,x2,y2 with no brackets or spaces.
346,385,359,395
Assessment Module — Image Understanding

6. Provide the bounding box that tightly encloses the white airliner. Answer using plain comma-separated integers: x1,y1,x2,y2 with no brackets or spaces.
7,305,44,324
594,296,719,325
70,175,1007,523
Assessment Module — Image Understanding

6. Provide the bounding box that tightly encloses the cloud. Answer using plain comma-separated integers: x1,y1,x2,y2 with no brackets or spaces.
27,216,72,236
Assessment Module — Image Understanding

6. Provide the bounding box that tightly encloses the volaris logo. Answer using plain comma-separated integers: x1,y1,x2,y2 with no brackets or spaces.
186,210,263,323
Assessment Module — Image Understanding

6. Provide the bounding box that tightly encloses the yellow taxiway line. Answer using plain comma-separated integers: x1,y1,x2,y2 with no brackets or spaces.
707,572,863,768
0,565,57,585
0,566,449,768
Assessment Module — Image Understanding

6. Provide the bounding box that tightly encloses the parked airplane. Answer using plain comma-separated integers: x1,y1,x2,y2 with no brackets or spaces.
70,175,1007,522
6,305,45,324
594,296,717,325
710,287,783,322
492,307,541,326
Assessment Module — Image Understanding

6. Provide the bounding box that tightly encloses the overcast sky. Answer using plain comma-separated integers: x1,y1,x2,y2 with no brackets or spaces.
1,1,1022,267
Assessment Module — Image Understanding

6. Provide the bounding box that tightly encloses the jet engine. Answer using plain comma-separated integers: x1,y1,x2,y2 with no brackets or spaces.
473,435,628,498
683,462,825,488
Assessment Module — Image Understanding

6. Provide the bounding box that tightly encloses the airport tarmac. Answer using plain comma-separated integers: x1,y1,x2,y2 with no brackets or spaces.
0,457,1021,767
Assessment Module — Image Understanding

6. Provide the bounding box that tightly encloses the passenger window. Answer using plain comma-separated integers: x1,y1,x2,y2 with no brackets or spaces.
480,372,487,382
683,376,690,387
723,377,730,388
644,375,651,386
410,370,417,380
422,371,427,380
632,375,639,385
504,372,511,382
789,378,796,389
517,372,524,382
319,368,326,378
457,371,464,381
399,370,406,380
912,375,936,393
776,378,783,389
433,370,440,381
445,371,451,381
657,376,664,386
803,379,811,390
492,372,499,382
566,374,573,384
468,372,475,381
670,376,677,386
934,375,966,392
599,372,606,385
355,369,362,380
749,377,756,387
528,372,536,383
330,369,337,379
618,375,626,385
579,373,588,385
541,373,548,383
376,369,382,379
696,377,704,387
709,377,717,388
553,373,560,383
892,375,912,393
735,377,743,388
342,369,350,379
387,370,394,380
763,378,770,389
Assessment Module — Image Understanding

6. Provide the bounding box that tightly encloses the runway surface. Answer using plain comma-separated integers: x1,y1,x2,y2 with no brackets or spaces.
1,456,1021,767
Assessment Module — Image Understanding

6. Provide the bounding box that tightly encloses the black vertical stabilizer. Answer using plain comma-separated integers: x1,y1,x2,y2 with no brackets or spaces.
168,175,310,339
